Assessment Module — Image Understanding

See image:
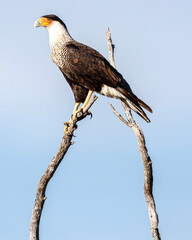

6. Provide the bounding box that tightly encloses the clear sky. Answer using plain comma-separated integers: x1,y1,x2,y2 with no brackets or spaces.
0,0,192,239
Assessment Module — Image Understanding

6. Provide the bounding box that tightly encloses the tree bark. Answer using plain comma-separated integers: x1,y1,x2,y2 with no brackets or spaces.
29,96,97,240
106,28,161,240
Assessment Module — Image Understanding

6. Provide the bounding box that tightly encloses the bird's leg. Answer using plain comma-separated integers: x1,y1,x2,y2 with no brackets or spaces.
64,102,80,133
64,91,94,134
82,90,93,109
72,102,81,116
79,90,94,117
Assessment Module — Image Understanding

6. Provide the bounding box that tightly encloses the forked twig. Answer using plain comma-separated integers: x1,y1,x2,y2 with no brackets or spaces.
109,103,131,127
106,28,161,240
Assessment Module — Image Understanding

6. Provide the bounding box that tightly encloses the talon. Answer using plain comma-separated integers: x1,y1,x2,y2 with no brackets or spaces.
84,110,92,118
87,111,92,119
63,120,71,135
64,125,69,134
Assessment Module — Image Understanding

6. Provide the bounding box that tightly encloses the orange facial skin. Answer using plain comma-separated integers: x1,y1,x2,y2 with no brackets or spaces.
38,17,52,27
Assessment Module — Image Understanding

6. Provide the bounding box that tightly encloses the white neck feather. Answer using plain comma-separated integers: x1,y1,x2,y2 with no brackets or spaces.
47,21,73,46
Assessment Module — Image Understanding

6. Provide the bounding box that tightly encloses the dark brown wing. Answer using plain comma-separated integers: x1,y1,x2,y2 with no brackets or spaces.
62,41,152,113
62,41,123,91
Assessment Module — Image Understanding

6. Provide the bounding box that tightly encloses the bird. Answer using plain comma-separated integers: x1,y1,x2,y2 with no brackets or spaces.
34,14,152,132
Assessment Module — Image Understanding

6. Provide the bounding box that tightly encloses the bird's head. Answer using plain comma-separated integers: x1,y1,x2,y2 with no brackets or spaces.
34,14,72,45
34,14,66,28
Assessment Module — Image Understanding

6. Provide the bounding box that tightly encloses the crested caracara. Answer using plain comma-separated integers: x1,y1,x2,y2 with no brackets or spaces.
34,15,152,131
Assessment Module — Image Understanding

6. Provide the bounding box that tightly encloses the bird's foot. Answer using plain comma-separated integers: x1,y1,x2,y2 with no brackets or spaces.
86,110,92,119
63,110,79,135
71,108,92,120
63,120,77,135
63,121,71,135
71,109,82,119
63,108,92,135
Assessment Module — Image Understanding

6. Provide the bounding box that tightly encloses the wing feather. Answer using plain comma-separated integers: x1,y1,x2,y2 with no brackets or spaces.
62,41,152,115
64,41,123,90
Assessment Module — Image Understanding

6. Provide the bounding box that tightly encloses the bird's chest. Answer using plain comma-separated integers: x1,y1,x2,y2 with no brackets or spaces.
51,46,68,68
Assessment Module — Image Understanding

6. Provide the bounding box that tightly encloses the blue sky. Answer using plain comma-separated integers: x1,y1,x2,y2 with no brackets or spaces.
0,0,192,239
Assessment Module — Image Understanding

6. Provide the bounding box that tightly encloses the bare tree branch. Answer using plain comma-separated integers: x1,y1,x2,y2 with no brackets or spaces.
105,28,116,69
30,95,98,240
106,28,161,240
109,103,131,127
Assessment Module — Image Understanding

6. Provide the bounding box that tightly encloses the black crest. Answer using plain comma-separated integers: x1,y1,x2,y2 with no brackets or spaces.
42,14,67,29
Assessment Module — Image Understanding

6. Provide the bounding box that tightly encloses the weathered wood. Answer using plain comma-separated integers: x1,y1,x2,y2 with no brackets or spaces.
106,28,161,240
29,95,98,240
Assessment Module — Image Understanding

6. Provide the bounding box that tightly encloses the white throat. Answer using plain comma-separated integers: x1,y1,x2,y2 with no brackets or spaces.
47,21,73,46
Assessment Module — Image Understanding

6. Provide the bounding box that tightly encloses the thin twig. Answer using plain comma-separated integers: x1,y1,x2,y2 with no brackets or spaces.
106,28,161,240
30,95,98,240
105,28,116,69
109,103,131,127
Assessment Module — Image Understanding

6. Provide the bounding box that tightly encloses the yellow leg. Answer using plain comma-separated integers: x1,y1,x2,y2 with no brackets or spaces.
64,90,93,134
64,102,80,134
82,90,93,108
72,102,81,115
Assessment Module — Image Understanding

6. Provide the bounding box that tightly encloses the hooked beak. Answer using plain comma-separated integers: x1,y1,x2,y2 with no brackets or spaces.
34,19,41,28
34,17,52,28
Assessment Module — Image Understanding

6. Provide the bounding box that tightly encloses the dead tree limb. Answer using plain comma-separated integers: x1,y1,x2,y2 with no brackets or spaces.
106,28,161,240
29,95,98,240
30,27,160,240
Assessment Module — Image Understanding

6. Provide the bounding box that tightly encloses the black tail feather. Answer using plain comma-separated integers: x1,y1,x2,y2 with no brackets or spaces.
122,98,151,123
